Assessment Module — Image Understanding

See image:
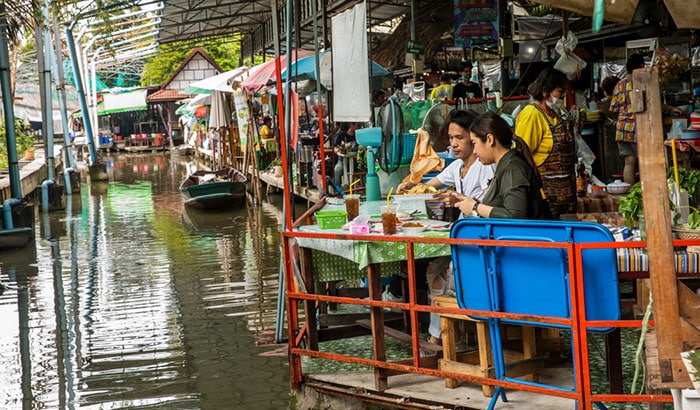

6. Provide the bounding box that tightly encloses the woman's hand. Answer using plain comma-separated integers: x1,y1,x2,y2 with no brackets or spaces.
437,191,465,207
433,190,454,205
397,181,415,193
454,195,477,215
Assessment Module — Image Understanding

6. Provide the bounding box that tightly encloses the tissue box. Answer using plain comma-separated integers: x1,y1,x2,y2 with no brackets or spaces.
350,222,369,234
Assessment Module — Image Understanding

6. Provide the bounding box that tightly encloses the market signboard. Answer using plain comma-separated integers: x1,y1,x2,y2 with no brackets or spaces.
454,0,499,49
232,89,250,147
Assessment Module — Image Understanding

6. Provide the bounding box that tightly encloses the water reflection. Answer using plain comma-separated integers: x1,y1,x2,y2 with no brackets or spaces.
0,153,290,408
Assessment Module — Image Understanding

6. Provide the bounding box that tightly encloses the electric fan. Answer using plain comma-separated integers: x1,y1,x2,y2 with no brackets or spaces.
420,102,450,153
376,99,404,174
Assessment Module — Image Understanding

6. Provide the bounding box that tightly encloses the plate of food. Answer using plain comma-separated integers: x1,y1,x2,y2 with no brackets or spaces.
400,221,425,235
395,183,439,201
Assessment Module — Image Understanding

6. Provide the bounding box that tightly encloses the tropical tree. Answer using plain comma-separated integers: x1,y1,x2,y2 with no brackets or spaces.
141,36,257,86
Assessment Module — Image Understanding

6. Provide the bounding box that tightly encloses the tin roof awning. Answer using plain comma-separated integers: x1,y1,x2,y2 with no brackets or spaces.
155,0,413,51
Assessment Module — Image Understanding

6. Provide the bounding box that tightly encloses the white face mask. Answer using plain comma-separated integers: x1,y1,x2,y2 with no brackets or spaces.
547,96,564,110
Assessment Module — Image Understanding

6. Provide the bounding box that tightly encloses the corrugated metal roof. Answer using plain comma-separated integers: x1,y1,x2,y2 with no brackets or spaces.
147,89,193,102
156,0,416,53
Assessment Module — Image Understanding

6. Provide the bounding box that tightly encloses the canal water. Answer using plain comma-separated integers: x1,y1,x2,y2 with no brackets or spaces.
0,153,292,409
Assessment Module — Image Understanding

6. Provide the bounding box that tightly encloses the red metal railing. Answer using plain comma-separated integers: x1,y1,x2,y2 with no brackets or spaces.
279,214,700,408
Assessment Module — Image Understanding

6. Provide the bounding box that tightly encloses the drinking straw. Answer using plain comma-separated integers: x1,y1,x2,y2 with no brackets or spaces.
671,139,680,188
349,179,360,196
386,187,394,208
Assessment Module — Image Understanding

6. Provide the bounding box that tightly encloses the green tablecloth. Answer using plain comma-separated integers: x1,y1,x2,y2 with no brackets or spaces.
300,231,451,281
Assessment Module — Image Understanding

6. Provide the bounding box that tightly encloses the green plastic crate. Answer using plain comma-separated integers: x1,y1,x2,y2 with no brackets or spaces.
315,210,347,229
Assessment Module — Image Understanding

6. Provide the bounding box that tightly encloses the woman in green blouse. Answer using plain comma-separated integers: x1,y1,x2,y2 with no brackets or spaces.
454,112,551,220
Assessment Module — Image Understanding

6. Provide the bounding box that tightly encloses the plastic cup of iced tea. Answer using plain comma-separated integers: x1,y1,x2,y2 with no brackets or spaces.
344,194,360,221
381,204,398,235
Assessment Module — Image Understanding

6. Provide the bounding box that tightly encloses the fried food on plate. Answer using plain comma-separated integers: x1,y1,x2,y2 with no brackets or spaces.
405,184,438,195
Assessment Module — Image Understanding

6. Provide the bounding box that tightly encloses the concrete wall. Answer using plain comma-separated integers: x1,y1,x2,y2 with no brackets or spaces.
0,145,65,203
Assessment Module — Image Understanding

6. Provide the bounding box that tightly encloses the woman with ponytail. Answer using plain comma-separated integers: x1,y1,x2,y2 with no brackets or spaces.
454,112,552,220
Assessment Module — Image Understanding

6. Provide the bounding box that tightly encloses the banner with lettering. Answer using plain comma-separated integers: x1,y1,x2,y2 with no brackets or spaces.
454,0,499,49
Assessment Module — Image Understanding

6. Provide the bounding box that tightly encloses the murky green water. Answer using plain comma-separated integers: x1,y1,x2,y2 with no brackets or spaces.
0,153,290,409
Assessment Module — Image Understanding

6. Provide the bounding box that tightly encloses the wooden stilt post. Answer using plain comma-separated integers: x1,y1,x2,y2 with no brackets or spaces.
632,67,687,383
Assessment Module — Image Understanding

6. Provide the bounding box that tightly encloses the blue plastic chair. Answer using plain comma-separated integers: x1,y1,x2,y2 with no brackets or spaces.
450,218,620,409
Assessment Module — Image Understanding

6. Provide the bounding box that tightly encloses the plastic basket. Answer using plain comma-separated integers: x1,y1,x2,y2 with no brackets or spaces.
387,132,417,166
401,132,417,164
674,227,700,240
315,210,347,229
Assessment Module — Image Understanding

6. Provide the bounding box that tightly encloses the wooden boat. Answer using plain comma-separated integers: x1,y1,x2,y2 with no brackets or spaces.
179,167,247,210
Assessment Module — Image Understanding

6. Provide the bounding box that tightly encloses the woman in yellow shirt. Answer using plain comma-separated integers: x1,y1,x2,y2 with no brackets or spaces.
514,68,575,217
259,116,275,153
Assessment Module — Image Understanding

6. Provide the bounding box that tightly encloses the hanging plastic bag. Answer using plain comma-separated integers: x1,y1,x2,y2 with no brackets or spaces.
553,32,587,80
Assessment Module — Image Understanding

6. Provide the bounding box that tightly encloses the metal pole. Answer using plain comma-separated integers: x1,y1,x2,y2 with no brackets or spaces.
90,52,99,149
65,24,98,165
283,0,294,230
270,0,289,345
271,0,280,57
410,0,418,42
52,17,76,169
0,3,22,199
312,0,326,195
40,0,56,181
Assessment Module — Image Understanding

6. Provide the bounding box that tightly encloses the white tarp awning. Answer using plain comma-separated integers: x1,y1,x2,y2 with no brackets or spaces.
183,66,250,94
102,88,148,114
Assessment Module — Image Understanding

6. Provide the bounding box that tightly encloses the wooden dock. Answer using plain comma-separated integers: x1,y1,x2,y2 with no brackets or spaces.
297,369,575,409
0,145,65,202
258,168,321,203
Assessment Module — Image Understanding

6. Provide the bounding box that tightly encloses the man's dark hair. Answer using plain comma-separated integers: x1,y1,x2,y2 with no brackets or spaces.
459,61,473,73
601,76,620,96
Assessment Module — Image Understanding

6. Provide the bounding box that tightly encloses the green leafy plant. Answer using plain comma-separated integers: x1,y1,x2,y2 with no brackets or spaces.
687,209,700,229
0,118,36,169
619,182,643,229
669,166,700,207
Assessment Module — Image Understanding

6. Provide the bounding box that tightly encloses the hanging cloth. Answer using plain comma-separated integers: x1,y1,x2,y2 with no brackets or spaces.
401,128,443,184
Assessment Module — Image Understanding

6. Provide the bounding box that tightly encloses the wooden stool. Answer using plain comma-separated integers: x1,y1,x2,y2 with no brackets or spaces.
434,295,545,397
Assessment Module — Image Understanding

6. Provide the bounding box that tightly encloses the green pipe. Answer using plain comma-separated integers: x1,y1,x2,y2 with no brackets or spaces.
0,3,23,199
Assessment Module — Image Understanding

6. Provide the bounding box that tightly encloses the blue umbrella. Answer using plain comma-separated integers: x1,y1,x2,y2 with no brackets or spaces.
281,49,390,82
